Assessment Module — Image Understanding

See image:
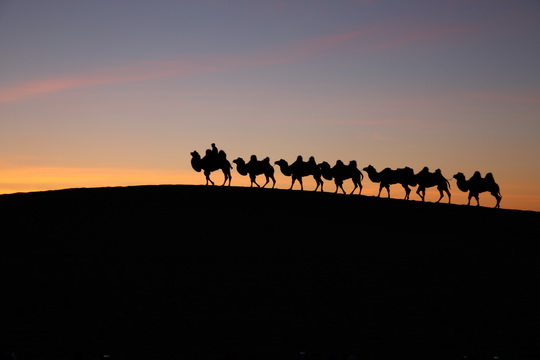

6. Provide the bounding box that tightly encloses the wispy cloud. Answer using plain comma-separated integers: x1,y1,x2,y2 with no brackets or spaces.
0,59,233,103
0,26,387,103
0,21,481,103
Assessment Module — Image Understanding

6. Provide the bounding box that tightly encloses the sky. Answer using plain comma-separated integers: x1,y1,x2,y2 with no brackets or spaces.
1,0,539,211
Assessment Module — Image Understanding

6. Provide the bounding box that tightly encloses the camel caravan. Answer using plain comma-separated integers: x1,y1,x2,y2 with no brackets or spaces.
190,144,502,208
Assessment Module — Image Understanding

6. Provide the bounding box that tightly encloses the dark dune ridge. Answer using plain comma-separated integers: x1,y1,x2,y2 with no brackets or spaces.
1,185,539,359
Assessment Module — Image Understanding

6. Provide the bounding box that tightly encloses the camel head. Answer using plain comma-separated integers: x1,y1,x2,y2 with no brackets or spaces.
232,157,249,176
274,159,292,176
318,161,333,180
318,161,331,170
232,157,245,166
190,151,202,172
401,166,417,186
453,172,470,192
363,165,375,173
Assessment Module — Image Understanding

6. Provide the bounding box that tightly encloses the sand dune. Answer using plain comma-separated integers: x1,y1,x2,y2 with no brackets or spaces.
2,185,539,359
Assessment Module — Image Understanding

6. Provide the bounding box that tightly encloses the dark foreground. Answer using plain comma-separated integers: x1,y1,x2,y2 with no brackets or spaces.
2,185,539,359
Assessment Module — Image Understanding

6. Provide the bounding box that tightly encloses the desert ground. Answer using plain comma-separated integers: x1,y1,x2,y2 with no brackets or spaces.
2,185,539,359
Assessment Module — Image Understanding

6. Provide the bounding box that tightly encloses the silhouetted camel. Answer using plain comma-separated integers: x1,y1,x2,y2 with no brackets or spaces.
232,155,276,188
414,167,451,203
318,160,363,195
453,171,502,208
362,165,417,199
274,156,324,191
190,143,232,186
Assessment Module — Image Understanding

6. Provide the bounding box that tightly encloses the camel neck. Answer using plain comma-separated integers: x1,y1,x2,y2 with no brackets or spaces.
455,178,469,192
278,164,292,177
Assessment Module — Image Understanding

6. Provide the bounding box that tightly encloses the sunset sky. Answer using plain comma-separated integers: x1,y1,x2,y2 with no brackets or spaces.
1,0,539,211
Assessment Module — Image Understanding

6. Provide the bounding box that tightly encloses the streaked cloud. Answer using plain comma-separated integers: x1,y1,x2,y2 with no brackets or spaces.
0,19,485,103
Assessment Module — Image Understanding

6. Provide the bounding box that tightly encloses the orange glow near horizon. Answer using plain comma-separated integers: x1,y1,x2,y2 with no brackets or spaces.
1,166,538,212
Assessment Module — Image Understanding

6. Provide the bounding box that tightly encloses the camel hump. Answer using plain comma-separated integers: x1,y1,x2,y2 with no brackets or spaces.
401,167,414,174
485,172,496,183
262,157,270,163
348,160,357,168
218,149,227,159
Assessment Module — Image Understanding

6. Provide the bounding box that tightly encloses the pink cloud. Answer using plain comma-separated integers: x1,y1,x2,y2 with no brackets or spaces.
0,59,232,103
0,21,482,103
0,28,379,103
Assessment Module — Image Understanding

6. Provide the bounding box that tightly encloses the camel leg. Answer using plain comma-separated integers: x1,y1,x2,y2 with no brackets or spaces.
221,170,231,186
262,175,269,188
385,185,391,198
298,177,304,191
403,185,410,200
204,171,215,186
336,180,345,194
289,178,296,190
313,177,322,192
493,192,502,208
417,187,426,202
377,184,384,197
271,176,276,189
250,174,260,188
436,189,444,203
446,190,451,204
473,193,480,206
350,183,357,195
